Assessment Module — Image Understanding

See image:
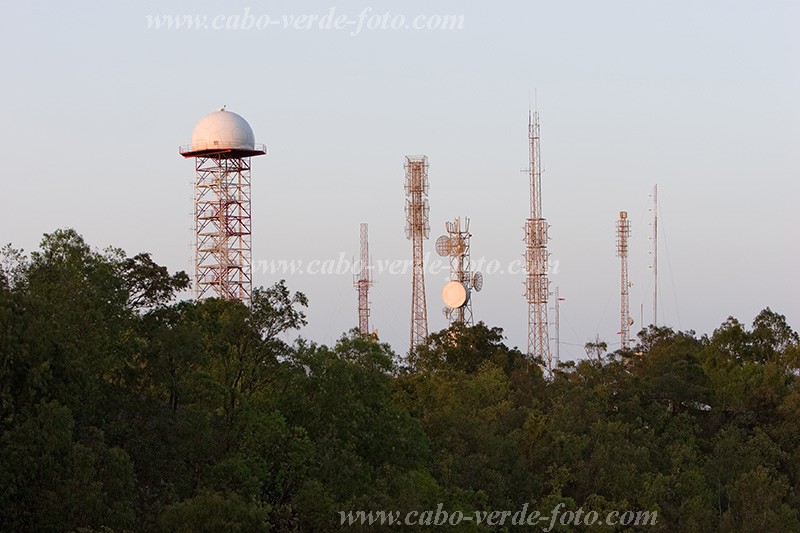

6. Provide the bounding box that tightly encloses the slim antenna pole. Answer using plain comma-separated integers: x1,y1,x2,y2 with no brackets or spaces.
640,303,644,332
555,286,561,366
652,184,658,326
617,211,632,349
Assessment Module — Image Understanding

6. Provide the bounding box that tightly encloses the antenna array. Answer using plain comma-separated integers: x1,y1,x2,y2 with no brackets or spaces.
437,217,483,326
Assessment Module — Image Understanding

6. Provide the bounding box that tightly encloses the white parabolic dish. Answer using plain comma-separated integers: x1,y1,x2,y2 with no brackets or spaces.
442,281,468,308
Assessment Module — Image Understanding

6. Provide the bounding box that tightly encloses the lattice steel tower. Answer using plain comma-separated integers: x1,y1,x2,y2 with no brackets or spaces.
354,223,374,335
524,111,553,373
405,156,430,350
180,108,265,303
617,211,632,350
437,217,483,326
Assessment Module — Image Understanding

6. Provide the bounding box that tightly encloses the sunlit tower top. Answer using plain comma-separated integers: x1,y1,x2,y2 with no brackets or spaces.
180,107,266,303
616,211,633,350
354,223,374,335
405,156,430,351
437,217,483,326
524,111,553,374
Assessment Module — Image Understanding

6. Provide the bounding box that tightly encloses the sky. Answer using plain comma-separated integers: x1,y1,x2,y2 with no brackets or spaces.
1,1,797,359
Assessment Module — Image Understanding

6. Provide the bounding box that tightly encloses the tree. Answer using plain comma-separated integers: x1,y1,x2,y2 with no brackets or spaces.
0,402,135,532
275,331,429,514
119,252,190,311
584,335,607,363
188,281,308,416
629,328,710,413
751,308,799,365
158,490,270,532
408,322,527,375
720,466,800,531
398,324,539,510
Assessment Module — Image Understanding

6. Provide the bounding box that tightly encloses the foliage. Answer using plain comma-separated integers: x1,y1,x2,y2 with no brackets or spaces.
1,230,799,531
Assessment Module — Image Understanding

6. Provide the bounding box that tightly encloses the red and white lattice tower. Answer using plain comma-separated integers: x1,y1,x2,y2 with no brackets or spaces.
524,111,553,374
354,223,374,335
405,156,430,350
180,108,265,304
617,211,632,349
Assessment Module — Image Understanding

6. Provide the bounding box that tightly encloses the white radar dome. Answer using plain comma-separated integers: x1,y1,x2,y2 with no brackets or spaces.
189,108,256,152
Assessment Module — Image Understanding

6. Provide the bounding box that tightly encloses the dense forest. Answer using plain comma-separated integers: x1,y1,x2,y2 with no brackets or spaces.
1,229,799,531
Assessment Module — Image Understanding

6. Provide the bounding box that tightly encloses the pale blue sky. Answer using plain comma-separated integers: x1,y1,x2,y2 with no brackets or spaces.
1,1,797,357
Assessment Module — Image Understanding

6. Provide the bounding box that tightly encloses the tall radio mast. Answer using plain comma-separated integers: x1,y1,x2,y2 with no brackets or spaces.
524,111,553,373
405,156,430,350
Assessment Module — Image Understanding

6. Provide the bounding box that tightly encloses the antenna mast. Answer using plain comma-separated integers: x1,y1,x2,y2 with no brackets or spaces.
617,211,632,349
652,184,658,326
405,156,430,350
524,111,553,373
554,286,564,367
354,223,374,335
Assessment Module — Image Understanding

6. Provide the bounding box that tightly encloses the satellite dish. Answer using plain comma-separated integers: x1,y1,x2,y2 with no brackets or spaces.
472,272,483,292
628,316,634,326
435,235,451,257
449,237,466,256
442,281,468,308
